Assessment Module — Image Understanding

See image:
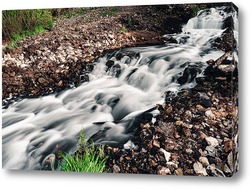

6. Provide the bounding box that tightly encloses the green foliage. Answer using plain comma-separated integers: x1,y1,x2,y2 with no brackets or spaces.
65,11,73,19
121,25,127,33
99,7,119,17
193,5,200,17
77,8,91,15
2,9,53,46
59,130,108,172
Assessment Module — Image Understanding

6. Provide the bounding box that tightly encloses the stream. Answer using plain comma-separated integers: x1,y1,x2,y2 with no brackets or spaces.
2,6,238,170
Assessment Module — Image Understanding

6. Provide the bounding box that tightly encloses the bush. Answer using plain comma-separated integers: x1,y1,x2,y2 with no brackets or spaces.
2,9,53,41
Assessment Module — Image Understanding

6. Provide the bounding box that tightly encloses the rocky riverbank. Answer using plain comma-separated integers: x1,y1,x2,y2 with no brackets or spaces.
104,50,239,176
2,5,198,105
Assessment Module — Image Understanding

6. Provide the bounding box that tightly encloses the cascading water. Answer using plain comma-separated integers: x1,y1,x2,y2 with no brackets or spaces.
2,6,238,170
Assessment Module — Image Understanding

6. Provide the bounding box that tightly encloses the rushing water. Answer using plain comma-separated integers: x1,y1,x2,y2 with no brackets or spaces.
2,6,238,170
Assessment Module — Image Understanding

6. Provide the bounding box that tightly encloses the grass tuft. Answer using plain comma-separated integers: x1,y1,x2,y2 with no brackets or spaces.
59,130,108,173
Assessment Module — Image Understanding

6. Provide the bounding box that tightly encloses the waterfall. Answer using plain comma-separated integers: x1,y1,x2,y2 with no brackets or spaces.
2,6,238,170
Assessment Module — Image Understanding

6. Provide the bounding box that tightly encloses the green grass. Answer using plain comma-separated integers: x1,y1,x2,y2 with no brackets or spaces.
99,7,120,17
6,25,47,49
193,5,200,17
59,130,108,172
65,11,73,19
3,9,53,48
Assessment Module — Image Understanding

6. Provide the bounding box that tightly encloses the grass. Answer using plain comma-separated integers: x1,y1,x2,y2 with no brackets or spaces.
6,25,46,49
99,7,120,17
2,9,53,48
59,130,108,172
193,5,200,17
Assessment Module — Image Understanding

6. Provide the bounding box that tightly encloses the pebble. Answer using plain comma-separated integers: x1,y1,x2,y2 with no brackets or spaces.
113,165,120,173
205,146,217,157
205,136,219,147
153,139,160,148
174,168,183,176
41,154,56,170
193,161,207,176
158,167,170,175
160,148,171,162
199,157,209,167
205,110,216,119
227,151,234,171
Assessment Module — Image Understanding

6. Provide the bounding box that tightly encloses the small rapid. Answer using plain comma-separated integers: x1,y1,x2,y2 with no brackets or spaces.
2,5,238,170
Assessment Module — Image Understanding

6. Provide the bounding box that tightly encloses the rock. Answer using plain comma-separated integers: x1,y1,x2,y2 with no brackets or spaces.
152,139,160,148
160,148,171,162
174,168,183,176
205,110,216,119
224,139,234,152
106,60,115,68
205,146,217,157
10,72,15,77
123,140,136,150
158,167,170,175
38,77,47,85
223,164,232,174
113,164,120,173
186,148,193,154
175,120,183,126
227,151,234,171
198,131,207,140
177,64,202,85
206,59,215,64
57,80,63,86
193,161,207,176
80,75,89,82
41,154,56,170
205,136,219,147
199,157,209,167
218,64,235,72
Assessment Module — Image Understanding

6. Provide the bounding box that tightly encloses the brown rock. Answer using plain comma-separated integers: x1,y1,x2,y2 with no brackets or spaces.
57,80,63,86
152,139,160,148
113,165,120,173
10,72,15,77
174,168,183,176
224,138,234,152
158,167,170,175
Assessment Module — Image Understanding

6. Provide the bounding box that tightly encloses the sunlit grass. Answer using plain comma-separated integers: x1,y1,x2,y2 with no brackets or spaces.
59,130,108,173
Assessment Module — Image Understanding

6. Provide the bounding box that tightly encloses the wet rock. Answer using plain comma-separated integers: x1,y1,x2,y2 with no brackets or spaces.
80,75,89,82
41,154,56,170
205,136,219,147
218,64,235,72
106,60,115,68
177,64,202,85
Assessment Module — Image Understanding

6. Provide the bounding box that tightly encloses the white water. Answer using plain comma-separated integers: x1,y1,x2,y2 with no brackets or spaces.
2,6,238,170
